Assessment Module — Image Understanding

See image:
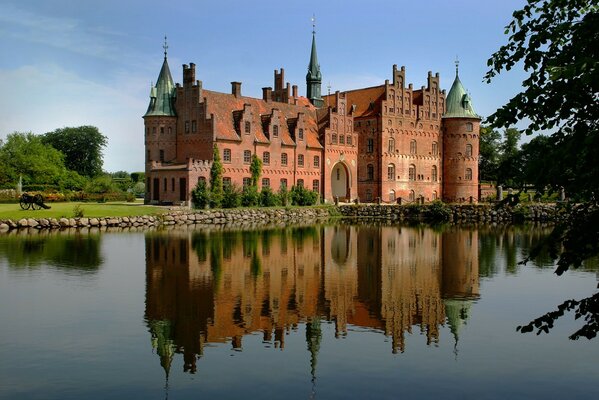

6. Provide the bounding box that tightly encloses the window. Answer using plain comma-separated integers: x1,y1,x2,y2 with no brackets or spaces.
280,178,288,188
409,190,415,202
262,178,270,188
367,138,374,153
387,164,395,181
410,139,417,154
339,135,345,145
223,177,231,187
389,190,395,202
263,151,270,165
198,176,206,185
159,149,165,162
466,122,473,132
432,165,438,181
243,177,251,188
243,150,251,164
281,153,288,166
465,168,473,180
367,164,374,181
313,155,320,168
185,121,190,133
297,179,304,188
223,149,231,163
409,164,416,181
432,191,437,200
152,127,156,134
466,144,473,157
245,121,251,134
171,178,175,191
347,135,352,145
298,154,304,167
160,126,164,134
312,180,319,192
146,127,149,136
191,120,197,132
366,189,373,202
146,150,150,162
388,138,395,153
332,134,338,144
298,128,304,140
273,125,278,137
168,127,172,134
432,141,438,155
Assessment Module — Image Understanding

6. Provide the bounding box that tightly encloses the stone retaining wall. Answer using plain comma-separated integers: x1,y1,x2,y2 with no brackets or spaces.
0,204,561,232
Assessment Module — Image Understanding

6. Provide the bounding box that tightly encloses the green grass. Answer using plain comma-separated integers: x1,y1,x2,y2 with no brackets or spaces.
0,201,165,220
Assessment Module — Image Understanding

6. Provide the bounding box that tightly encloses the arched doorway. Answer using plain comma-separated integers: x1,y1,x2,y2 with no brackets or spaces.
331,162,349,200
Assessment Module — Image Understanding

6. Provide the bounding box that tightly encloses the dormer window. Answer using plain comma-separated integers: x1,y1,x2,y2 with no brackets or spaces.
298,128,304,140
245,121,251,134
273,125,278,137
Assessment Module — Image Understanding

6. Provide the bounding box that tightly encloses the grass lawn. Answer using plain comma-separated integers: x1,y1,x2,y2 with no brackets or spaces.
0,201,166,220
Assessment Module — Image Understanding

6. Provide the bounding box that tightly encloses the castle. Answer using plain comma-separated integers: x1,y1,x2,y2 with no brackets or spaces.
144,32,480,205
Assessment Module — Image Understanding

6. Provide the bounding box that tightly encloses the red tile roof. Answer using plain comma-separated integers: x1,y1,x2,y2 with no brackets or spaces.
323,85,386,118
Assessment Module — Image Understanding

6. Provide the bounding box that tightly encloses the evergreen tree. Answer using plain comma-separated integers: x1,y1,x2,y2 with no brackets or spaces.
209,144,223,208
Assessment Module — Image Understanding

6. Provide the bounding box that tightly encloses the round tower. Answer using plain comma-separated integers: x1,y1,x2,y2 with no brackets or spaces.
441,65,481,203
143,38,177,202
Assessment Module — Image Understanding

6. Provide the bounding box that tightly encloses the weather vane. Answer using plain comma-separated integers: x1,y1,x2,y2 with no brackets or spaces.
455,55,459,75
163,35,169,58
311,14,316,34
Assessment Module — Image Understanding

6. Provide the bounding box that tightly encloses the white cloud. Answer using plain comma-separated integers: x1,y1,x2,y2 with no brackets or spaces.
0,64,147,172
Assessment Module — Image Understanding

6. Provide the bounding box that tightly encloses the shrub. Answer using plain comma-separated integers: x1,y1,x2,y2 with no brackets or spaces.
423,200,452,222
72,205,84,218
260,186,280,207
241,185,260,207
191,180,210,209
290,185,318,206
278,185,289,206
222,184,241,208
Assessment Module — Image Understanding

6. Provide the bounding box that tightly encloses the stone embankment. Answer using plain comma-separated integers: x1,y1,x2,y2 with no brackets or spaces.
0,207,331,232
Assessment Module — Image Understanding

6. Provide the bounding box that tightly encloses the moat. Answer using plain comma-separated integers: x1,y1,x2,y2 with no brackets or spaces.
1,223,597,399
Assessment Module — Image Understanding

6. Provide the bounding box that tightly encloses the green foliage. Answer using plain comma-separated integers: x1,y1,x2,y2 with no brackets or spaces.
479,125,502,182
497,128,523,187
132,181,146,197
222,184,242,208
191,179,210,209
42,126,107,177
130,172,145,183
250,154,262,187
260,186,280,207
85,175,118,194
241,185,260,207
72,205,85,218
210,144,223,208
278,185,289,206
423,200,452,222
486,0,599,338
290,185,318,206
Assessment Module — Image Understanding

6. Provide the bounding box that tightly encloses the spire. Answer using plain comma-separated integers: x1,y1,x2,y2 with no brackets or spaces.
306,16,323,108
443,62,480,119
145,37,177,117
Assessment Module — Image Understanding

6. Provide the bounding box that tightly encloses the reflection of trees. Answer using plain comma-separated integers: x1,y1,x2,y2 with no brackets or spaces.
0,233,103,272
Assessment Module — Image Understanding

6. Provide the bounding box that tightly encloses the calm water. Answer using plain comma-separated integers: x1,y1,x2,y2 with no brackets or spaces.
0,223,598,399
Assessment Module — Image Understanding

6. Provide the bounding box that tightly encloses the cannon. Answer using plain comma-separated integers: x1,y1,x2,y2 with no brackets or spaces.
19,193,51,210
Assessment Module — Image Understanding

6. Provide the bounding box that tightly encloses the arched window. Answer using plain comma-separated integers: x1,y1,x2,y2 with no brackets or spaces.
223,148,231,163
466,122,473,132
339,135,345,145
409,164,416,181
366,189,373,202
432,141,438,155
431,165,438,181
389,190,395,202
245,121,251,134
410,139,417,154
332,133,338,144
347,135,352,145
466,144,473,157
263,151,270,165
465,168,473,180
432,191,437,200
298,128,304,140
367,164,374,181
409,190,415,202
387,164,395,181
388,138,395,153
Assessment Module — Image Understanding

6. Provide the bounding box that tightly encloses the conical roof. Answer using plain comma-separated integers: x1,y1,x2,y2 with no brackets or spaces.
306,32,321,81
145,56,176,117
443,72,480,119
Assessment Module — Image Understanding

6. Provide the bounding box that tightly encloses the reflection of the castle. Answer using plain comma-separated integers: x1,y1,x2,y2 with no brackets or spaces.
145,225,479,374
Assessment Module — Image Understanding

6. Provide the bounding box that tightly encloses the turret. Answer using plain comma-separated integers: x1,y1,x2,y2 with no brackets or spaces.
306,22,324,108
441,63,481,203
144,37,178,172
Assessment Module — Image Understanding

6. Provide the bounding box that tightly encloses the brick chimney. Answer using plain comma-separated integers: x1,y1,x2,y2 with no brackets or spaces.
262,87,272,102
231,81,242,97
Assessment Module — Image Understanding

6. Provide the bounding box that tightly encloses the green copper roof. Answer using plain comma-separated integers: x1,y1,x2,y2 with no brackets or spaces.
144,56,176,117
306,32,322,81
443,73,480,119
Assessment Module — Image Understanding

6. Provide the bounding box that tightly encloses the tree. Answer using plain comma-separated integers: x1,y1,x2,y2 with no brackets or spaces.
42,126,107,177
486,0,599,338
478,125,502,182
250,154,262,188
497,127,523,188
209,144,223,208
0,132,84,190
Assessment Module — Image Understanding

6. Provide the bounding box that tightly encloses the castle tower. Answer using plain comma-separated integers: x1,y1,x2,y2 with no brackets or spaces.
306,21,323,108
441,63,481,202
144,37,177,201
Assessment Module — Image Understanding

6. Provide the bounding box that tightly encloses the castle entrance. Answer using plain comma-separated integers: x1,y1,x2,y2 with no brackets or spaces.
331,162,349,201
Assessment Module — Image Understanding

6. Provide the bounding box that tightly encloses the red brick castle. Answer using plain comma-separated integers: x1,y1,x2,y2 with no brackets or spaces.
144,32,480,205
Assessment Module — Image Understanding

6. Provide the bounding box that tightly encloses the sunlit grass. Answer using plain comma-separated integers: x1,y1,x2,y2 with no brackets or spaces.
0,201,166,220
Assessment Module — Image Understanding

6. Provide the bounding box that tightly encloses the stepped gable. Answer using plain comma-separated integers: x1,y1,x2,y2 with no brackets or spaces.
323,85,386,118
201,89,322,149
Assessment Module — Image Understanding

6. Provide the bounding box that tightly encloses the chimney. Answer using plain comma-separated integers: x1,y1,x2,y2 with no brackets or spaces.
183,63,196,87
262,87,272,102
292,85,298,98
231,81,242,97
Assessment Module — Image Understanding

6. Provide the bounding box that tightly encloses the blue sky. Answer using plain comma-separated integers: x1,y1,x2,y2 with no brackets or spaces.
0,0,527,172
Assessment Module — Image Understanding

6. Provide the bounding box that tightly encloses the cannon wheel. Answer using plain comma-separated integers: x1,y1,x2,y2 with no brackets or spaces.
31,194,44,210
19,195,31,210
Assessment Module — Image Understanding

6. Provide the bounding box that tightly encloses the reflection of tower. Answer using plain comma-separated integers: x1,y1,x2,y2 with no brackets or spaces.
306,316,322,399
149,319,176,382
441,227,480,350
